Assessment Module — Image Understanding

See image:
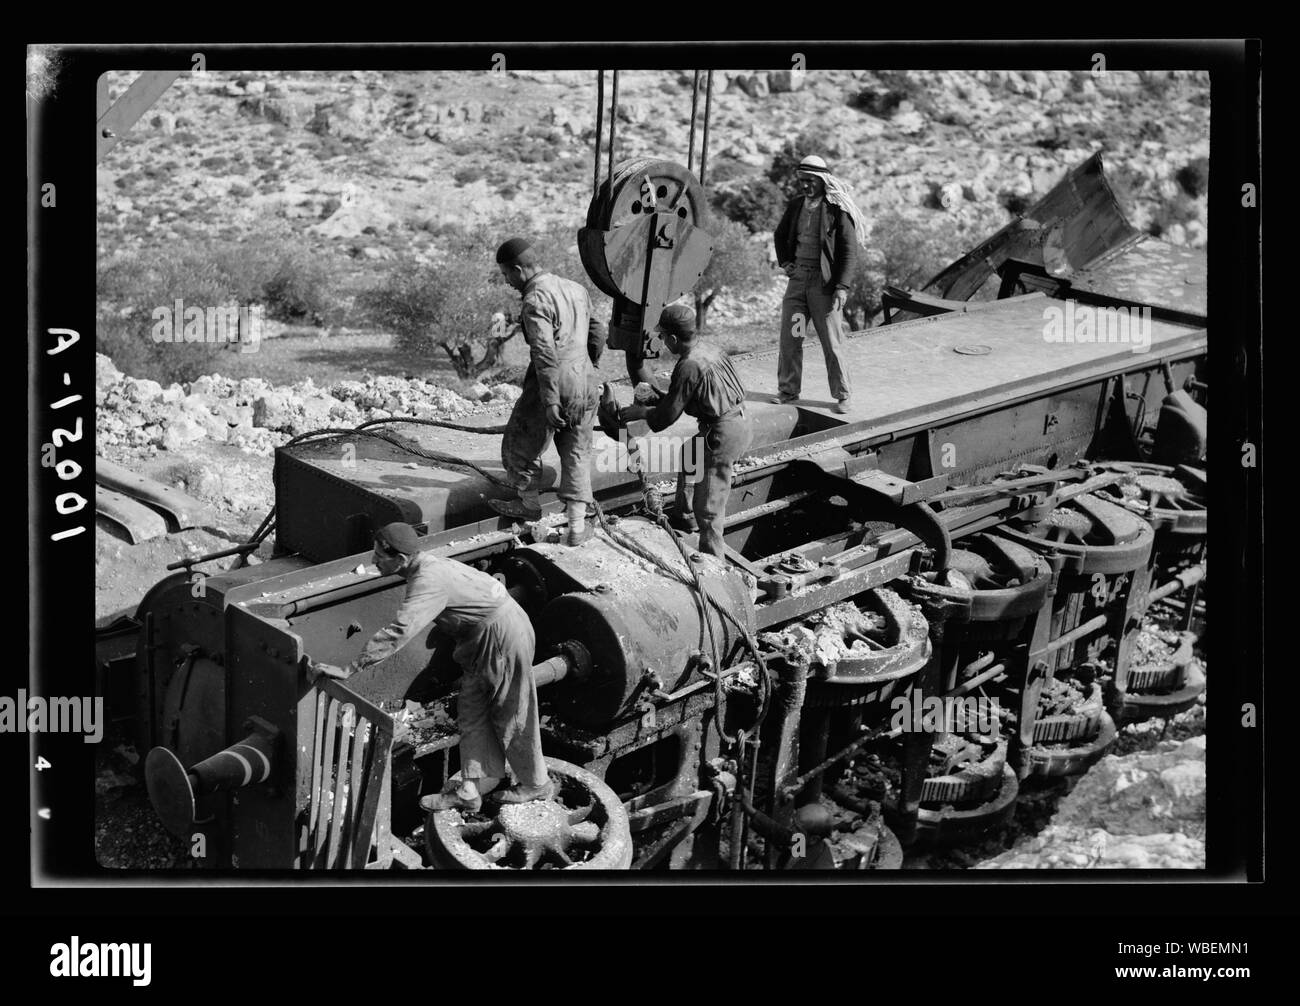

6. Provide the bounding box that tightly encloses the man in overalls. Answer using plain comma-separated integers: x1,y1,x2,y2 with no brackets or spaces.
616,305,751,558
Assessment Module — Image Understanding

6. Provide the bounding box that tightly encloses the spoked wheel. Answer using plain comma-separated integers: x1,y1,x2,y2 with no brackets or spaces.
1023,680,1118,777
997,492,1154,575
426,758,633,870
1090,461,1206,536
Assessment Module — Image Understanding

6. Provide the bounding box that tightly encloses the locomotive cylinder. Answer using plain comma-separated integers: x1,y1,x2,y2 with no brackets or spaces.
525,534,756,729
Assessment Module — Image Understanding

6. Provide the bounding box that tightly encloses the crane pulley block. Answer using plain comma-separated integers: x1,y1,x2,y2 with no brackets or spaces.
579,158,714,360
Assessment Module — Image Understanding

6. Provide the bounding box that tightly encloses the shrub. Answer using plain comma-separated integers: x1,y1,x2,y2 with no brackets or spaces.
702,158,750,187
711,176,786,234
356,227,515,378
357,218,606,379
842,211,966,327
97,238,345,382
97,255,234,384
766,131,843,196
1176,157,1209,198
692,219,770,331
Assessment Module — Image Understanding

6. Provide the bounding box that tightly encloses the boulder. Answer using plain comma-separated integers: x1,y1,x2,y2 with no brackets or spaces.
253,391,294,430
123,377,164,403
216,403,254,429
96,354,122,391
160,415,208,451
768,70,805,93
734,74,770,99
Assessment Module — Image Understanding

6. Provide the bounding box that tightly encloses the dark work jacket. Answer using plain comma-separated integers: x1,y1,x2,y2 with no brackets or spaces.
773,196,859,290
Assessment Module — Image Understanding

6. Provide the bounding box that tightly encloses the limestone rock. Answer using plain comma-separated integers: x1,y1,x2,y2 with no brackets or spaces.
160,415,207,451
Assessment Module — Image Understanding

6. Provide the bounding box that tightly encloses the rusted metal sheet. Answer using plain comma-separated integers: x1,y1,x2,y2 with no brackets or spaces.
1040,238,1207,320
915,152,1142,304
97,456,209,531
95,485,167,544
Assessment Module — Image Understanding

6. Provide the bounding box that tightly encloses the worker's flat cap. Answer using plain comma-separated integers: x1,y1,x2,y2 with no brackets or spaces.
657,304,697,342
496,237,533,265
375,522,421,556
796,154,830,175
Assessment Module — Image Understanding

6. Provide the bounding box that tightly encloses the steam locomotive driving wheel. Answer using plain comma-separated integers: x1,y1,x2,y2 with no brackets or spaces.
426,757,633,870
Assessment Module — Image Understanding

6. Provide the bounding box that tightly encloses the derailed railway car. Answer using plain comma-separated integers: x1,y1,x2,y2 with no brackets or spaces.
102,154,1208,870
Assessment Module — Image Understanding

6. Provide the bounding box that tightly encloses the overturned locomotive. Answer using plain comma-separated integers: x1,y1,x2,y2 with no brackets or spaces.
103,154,1208,870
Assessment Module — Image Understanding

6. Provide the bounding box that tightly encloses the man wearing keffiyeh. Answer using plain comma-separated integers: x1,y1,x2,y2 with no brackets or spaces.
772,155,869,414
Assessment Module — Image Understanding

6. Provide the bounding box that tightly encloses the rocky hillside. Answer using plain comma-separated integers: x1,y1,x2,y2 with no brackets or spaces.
98,68,1209,275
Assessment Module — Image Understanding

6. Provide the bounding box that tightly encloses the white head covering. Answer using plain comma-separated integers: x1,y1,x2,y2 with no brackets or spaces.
797,155,870,250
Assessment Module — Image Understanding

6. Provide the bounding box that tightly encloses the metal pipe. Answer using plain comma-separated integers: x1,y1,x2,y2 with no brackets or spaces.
698,70,713,187
532,654,573,688
727,490,817,530
781,723,892,800
743,734,760,869
687,70,700,173
950,662,1007,698
166,541,262,570
1044,612,1109,656
727,732,748,870
593,70,604,200
143,611,157,751
607,69,619,183
1148,564,1206,604
957,651,997,680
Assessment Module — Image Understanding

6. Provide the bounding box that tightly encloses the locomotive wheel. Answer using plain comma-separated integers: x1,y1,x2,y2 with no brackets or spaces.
1112,641,1205,725
904,533,1053,624
799,588,932,707
998,492,1154,574
1022,710,1118,778
912,765,1020,847
1031,681,1107,745
1123,631,1195,692
426,758,632,870
1091,461,1206,536
919,735,1007,806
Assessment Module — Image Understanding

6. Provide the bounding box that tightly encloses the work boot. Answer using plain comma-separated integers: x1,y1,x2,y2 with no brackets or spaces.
420,781,483,815
833,399,851,415
495,779,557,805
777,392,800,404
669,510,699,534
489,489,542,521
565,501,593,546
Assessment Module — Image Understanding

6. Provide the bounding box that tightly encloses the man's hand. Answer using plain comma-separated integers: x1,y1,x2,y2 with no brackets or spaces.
545,404,568,430
782,262,797,278
832,288,848,314
306,660,355,684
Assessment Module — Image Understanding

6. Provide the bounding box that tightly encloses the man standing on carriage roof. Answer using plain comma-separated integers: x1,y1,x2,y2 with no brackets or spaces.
772,155,870,414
